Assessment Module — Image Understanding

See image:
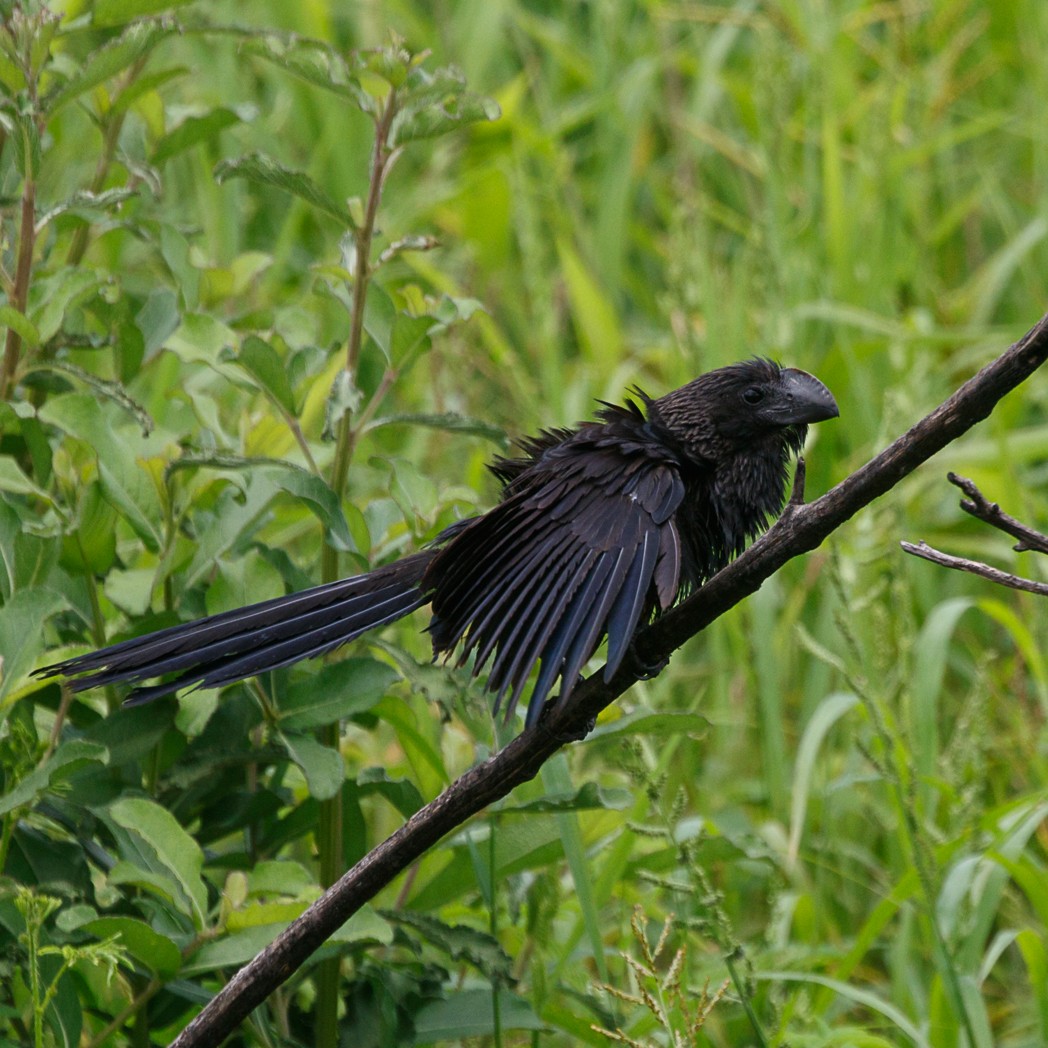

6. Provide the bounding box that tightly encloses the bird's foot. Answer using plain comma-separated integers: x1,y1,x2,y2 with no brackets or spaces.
625,647,668,680
539,709,596,743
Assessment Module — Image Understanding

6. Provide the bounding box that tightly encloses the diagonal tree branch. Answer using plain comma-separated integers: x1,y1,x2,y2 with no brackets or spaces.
172,309,1048,1048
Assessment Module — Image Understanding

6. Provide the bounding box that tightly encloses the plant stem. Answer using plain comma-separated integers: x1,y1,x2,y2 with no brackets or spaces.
66,58,148,269
314,84,399,1048
324,93,399,547
1,172,37,400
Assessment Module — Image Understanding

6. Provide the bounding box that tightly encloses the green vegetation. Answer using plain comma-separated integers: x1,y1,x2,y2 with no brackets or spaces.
1,0,1047,1045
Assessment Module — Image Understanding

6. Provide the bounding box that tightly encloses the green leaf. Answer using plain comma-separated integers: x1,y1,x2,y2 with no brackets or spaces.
61,481,118,575
214,152,355,228
384,910,514,980
27,362,153,436
102,567,156,618
787,692,860,866
108,797,209,928
184,905,389,975
355,767,425,818
0,588,68,702
323,369,363,440
243,33,373,110
2,108,41,179
390,311,433,365
237,335,296,414
153,105,252,165
587,709,711,739
110,65,188,115
280,732,344,800
366,411,506,446
28,267,103,343
46,19,177,111
498,783,632,815
136,288,180,354
0,739,108,816
279,658,398,731
0,455,54,503
411,990,542,1041
247,860,317,898
80,917,181,977
389,79,501,148
37,394,163,551
0,304,41,348
258,460,355,552
35,188,137,232
362,283,396,363
93,0,194,28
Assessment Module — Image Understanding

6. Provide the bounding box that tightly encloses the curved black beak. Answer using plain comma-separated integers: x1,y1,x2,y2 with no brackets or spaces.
770,368,839,425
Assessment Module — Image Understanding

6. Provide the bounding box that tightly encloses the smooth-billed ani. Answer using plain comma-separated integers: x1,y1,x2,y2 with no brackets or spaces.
37,359,838,727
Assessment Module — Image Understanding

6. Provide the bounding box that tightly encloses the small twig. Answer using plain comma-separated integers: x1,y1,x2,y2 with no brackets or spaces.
946,472,1048,554
900,540,1048,596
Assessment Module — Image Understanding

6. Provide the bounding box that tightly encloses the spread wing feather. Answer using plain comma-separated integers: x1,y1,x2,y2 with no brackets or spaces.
425,440,685,725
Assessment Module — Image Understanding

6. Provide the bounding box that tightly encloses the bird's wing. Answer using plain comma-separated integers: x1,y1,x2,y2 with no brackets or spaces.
425,437,685,727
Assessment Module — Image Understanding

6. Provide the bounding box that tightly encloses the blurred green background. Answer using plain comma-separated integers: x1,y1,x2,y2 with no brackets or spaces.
3,1,1048,1045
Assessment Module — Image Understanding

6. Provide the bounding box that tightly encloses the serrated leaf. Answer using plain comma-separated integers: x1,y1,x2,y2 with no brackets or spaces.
46,19,177,111
366,411,506,446
109,797,208,928
243,33,373,110
383,910,514,980
35,187,137,232
280,732,344,800
214,152,354,227
153,105,250,165
389,91,500,147
26,362,152,435
0,739,108,815
278,658,398,730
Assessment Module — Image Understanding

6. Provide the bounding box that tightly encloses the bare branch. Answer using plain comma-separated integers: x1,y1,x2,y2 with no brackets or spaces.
946,472,1048,554
171,310,1048,1048
900,540,1048,596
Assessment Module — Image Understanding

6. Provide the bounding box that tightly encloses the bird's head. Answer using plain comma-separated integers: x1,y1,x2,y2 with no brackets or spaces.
652,358,838,463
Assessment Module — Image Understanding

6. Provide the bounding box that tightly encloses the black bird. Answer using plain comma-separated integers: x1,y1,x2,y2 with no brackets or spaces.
37,359,837,728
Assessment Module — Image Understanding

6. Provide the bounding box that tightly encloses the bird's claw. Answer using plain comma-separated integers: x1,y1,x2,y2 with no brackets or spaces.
625,647,668,680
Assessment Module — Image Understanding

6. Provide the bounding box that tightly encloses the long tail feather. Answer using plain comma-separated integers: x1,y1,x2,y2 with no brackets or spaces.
35,551,434,703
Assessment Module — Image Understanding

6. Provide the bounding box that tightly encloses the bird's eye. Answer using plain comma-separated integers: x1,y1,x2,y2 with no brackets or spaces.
742,387,764,404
